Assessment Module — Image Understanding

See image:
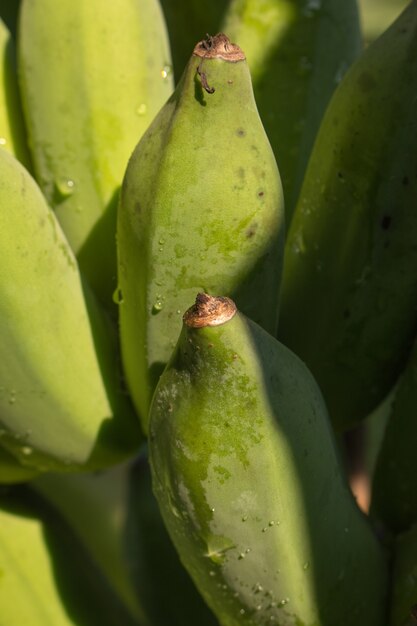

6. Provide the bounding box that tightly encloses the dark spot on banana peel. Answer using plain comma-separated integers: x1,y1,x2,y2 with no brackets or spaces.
236,128,246,137
246,223,258,238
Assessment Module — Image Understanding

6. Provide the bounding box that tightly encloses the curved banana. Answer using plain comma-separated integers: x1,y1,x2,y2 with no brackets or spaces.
33,452,218,626
278,0,417,431
33,461,149,625
221,0,362,222
0,17,31,169
0,487,141,626
389,523,417,626
149,293,387,626
118,34,285,432
371,337,417,535
18,0,173,307
0,149,142,472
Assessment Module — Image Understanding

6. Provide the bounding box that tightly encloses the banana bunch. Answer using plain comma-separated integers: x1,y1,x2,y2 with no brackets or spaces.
118,33,285,432
0,0,414,623
159,0,362,223
279,0,417,431
0,149,142,474
18,0,173,307
0,486,141,626
149,293,387,626
0,16,31,169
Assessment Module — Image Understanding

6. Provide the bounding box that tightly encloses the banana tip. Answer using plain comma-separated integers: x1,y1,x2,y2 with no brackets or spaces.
183,293,237,328
193,33,245,62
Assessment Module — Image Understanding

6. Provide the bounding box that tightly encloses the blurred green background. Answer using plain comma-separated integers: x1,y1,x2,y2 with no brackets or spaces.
0,0,412,46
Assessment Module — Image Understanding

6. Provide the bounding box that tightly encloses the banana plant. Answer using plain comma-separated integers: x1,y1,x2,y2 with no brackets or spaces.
1,0,417,624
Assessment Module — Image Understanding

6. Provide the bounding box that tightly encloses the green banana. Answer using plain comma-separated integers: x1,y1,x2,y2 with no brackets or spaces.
32,462,149,625
0,149,142,473
0,444,38,484
18,0,173,307
118,34,285,432
221,0,362,222
389,523,417,626
0,17,31,169
370,337,417,535
149,293,387,626
278,0,417,431
0,486,141,626
33,451,218,626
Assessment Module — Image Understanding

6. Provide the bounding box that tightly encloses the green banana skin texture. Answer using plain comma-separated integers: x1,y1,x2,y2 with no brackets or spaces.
389,523,417,626
0,487,142,626
18,0,173,307
0,17,32,170
221,0,362,223
149,295,387,626
278,0,417,431
0,149,142,472
33,452,218,626
118,36,285,432
371,337,417,535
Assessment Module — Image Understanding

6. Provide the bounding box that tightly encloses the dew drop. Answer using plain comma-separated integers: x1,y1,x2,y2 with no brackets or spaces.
303,561,310,570
242,515,248,522
55,178,75,198
21,446,33,456
158,237,165,245
0,137,6,145
136,103,147,116
268,520,275,527
209,570,216,577
152,300,164,314
238,552,245,560
112,287,124,304
160,64,172,80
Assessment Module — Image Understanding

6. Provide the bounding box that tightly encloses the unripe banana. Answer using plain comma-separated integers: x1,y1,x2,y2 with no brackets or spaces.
149,293,387,626
118,34,285,432
33,452,218,626
278,0,417,431
0,487,142,626
371,337,417,535
0,149,142,472
221,0,362,222
389,523,417,626
0,17,31,169
18,0,173,307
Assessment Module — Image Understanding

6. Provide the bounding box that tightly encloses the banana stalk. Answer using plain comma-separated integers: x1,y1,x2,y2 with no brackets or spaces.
0,149,142,473
18,0,173,307
149,293,388,626
118,34,284,432
0,17,31,169
221,0,362,222
278,0,417,431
